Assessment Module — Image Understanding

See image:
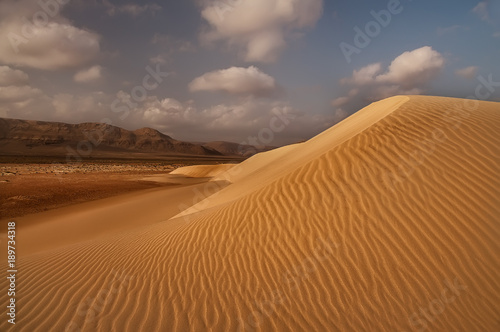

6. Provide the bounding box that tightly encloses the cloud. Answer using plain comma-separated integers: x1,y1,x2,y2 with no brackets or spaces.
0,66,29,86
151,34,196,51
105,3,162,17
473,1,490,22
51,92,109,119
331,88,358,107
341,47,444,90
0,66,51,118
0,85,43,103
199,0,323,63
149,34,196,65
437,25,467,36
0,0,100,70
375,46,445,88
0,75,331,145
333,46,445,116
0,66,41,103
135,95,333,144
455,66,478,80
493,31,500,38
341,63,382,85
189,66,277,96
149,54,170,65
74,65,103,83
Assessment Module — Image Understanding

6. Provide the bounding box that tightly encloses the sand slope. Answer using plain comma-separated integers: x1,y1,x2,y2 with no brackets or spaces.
170,163,237,178
1,95,499,331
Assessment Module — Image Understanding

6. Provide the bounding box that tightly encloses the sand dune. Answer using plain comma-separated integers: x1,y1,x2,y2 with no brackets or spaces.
170,163,237,178
1,95,499,331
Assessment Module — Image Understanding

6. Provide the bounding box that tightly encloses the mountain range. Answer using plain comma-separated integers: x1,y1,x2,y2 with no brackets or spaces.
0,118,273,159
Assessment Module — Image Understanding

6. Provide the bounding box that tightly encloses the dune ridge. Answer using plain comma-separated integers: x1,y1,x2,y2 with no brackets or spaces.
170,164,237,178
1,95,499,331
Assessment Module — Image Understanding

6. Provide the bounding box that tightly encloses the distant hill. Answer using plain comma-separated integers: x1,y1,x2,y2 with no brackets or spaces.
202,141,275,157
0,118,223,158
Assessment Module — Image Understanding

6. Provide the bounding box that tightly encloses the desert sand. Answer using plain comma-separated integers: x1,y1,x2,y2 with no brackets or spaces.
0,95,498,331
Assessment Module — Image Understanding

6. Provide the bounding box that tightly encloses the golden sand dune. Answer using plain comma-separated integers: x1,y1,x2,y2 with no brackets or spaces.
170,163,237,178
1,96,499,331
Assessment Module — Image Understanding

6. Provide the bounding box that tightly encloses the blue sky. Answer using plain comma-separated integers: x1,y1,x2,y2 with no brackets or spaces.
0,0,498,145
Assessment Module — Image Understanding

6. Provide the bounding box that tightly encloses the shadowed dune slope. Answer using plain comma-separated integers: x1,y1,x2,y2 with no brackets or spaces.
1,95,499,331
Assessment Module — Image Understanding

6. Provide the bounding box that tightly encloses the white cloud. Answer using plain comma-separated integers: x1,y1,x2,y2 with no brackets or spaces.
473,1,490,22
455,66,478,80
189,66,277,96
0,85,43,103
0,66,51,118
130,95,333,144
333,46,445,115
375,46,445,87
0,66,41,104
200,0,323,63
51,92,108,119
0,66,29,86
369,85,423,100
341,46,444,90
331,88,358,107
341,63,382,85
331,97,349,108
74,65,103,83
0,0,100,70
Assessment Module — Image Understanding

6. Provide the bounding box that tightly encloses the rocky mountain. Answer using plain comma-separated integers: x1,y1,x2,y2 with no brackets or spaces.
202,141,275,157
0,118,222,157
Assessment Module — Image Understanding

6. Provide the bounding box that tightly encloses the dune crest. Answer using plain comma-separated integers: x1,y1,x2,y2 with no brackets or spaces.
1,95,499,331
170,164,237,178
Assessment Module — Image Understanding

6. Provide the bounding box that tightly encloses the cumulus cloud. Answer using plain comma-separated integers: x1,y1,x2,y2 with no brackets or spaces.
331,88,358,107
341,63,382,85
51,92,110,119
74,65,103,83
0,85,44,103
472,1,500,24
0,67,40,102
135,96,333,144
189,66,277,96
0,66,29,86
0,0,100,70
455,66,478,80
0,66,51,118
375,46,445,87
341,47,444,90
333,46,445,116
200,0,323,63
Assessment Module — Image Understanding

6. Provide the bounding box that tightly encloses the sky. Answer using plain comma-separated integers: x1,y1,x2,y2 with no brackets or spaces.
0,0,499,146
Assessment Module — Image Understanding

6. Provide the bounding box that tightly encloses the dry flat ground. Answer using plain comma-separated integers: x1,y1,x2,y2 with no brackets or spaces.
0,95,499,332
0,164,176,220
